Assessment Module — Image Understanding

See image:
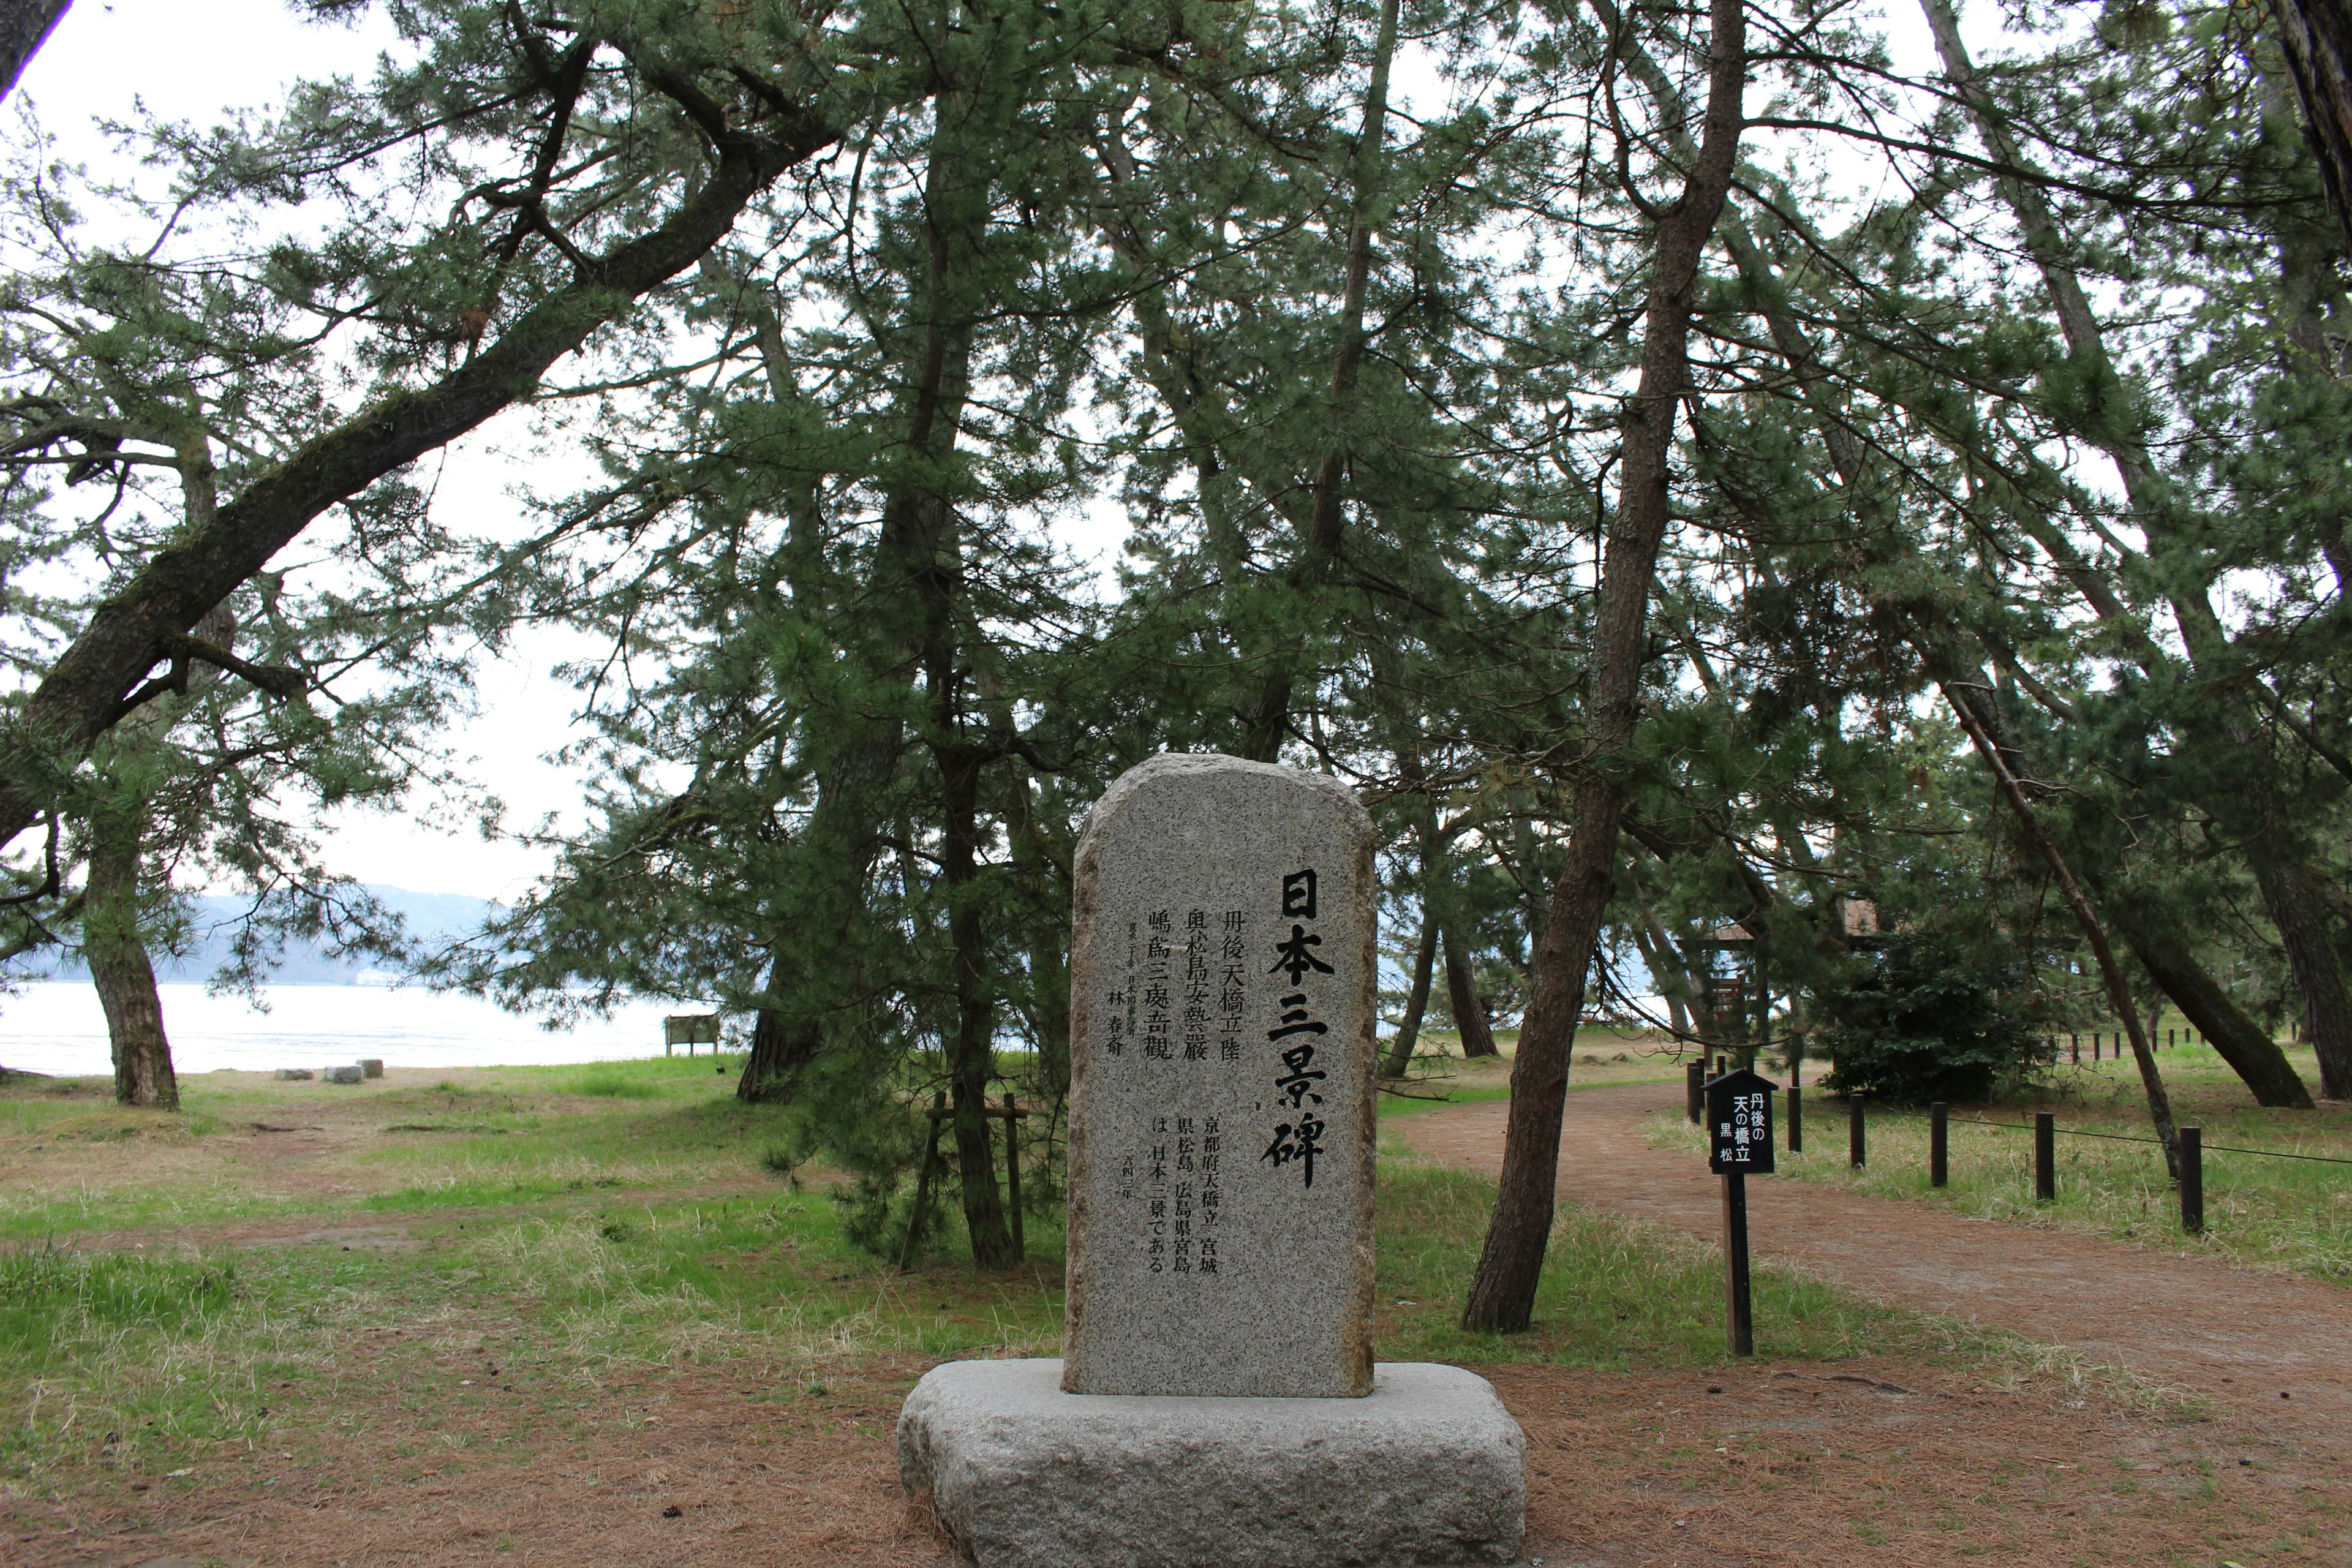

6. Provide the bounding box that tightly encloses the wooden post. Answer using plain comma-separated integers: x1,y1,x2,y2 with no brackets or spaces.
2179,1125,2203,1234
1787,1084,1803,1153
2070,1031,2078,1062
2034,1110,2056,1202
1930,1101,1948,1188
1722,1171,1753,1356
1003,1091,1025,1260
1848,1093,1866,1169
900,1090,948,1272
1686,1062,1703,1125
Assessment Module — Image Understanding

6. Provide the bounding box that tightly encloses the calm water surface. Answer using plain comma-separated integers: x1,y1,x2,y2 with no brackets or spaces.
0,982,709,1077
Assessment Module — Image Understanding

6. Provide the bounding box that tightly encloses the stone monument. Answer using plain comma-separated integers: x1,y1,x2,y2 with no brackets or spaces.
898,754,1525,1568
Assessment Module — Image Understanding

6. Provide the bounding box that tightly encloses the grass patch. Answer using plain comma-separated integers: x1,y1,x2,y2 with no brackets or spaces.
1371,1140,2012,1369
566,1069,662,1099
1377,1028,1689,1120
0,1054,2054,1506
0,1245,237,1349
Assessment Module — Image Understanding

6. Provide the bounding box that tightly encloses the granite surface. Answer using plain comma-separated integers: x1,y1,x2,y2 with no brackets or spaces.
1063,753,1378,1398
899,1358,1525,1568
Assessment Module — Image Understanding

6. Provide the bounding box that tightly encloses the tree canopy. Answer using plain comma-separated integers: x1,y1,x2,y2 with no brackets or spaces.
2,0,2347,1324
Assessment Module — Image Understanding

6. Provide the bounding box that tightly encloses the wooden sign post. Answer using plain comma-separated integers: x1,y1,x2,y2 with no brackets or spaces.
664,1013,720,1057
1705,1067,1777,1357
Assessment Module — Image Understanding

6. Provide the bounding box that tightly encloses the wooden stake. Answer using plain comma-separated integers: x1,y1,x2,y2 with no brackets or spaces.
1722,1171,1753,1355
1003,1091,1025,1259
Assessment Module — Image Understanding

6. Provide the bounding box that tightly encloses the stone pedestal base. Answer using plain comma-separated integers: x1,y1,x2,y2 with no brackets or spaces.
897,1359,1525,1568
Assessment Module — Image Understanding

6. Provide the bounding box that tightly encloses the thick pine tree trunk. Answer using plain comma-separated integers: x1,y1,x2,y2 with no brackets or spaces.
734,723,904,1104
892,72,1013,1267
1443,933,1498,1058
0,0,70,102
1381,918,1440,1077
1460,0,1746,1333
2116,916,2313,1107
734,707,912,1106
736,69,984,1111
2252,856,2352,1099
2277,0,2352,260
738,949,823,1102
84,813,176,1110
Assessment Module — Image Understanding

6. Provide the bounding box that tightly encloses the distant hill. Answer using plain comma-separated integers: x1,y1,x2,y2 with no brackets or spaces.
19,884,502,986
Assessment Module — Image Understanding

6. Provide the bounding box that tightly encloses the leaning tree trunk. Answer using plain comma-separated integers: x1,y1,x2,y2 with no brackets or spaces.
1948,689,2180,1174
0,0,70,102
2277,0,2352,262
1460,0,1746,1333
2116,914,2313,1107
1722,208,2319,1112
0,83,858,856
1443,932,1499,1058
1630,901,1698,1037
1381,918,1441,1077
2252,855,2352,1099
83,809,176,1110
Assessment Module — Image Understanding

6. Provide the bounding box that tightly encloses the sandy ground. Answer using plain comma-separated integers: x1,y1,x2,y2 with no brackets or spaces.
20,1351,2343,1567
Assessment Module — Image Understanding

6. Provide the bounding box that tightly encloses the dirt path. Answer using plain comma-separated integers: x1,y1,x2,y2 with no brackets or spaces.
44,1356,2339,1568
1400,1084,2352,1446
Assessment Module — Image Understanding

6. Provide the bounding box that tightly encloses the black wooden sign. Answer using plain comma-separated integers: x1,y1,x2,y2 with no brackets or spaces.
1705,1068,1777,1175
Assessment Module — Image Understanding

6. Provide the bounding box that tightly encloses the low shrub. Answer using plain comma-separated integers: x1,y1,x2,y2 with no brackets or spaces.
1815,932,2052,1103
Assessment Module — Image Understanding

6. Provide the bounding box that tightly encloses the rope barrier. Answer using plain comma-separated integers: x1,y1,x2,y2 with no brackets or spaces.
1869,1106,2352,1167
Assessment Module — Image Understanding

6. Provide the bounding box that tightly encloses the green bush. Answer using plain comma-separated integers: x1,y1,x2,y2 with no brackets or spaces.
1815,933,2051,1104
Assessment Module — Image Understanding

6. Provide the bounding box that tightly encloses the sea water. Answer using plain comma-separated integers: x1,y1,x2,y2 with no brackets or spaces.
0,982,707,1077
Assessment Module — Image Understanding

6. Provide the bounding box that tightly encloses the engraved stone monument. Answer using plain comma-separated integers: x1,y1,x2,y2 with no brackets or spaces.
899,755,1525,1568
1063,752,1378,1398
